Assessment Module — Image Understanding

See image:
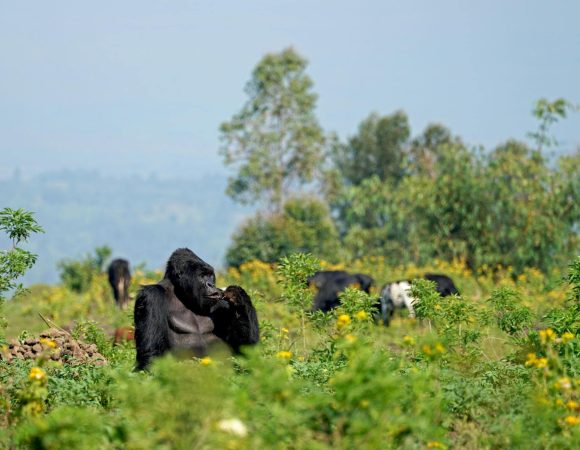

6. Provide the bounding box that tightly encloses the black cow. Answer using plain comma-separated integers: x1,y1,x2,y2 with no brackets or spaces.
108,259,131,309
309,270,374,312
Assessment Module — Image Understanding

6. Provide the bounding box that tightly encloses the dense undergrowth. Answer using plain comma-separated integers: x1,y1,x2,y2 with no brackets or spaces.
1,255,579,449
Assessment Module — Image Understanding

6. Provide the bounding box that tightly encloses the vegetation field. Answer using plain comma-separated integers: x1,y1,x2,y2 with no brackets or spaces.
1,253,579,449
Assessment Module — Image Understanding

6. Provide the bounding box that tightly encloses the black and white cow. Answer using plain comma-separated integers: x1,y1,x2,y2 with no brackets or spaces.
377,273,458,325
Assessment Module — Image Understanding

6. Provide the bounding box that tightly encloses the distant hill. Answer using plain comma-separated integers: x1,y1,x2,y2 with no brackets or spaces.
0,170,252,284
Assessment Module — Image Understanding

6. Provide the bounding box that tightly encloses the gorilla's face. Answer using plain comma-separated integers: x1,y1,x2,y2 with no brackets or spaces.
166,248,224,314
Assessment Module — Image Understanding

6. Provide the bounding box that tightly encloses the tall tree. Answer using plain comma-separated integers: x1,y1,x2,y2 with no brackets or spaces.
220,48,324,211
330,111,411,186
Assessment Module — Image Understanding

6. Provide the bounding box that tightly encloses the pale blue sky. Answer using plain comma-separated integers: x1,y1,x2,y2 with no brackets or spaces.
1,0,579,179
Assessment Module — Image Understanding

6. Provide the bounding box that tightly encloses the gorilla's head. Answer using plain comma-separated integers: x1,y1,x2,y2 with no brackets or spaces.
165,248,223,313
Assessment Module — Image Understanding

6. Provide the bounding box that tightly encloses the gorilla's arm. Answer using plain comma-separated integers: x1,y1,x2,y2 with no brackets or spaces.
134,285,170,370
211,286,259,353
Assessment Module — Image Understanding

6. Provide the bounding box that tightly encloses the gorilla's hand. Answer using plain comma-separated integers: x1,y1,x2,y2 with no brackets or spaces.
209,298,231,314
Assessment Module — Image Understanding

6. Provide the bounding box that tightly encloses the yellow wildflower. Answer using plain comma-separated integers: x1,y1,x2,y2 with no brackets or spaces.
345,334,357,343
566,400,578,411
28,367,46,382
39,338,57,349
427,441,447,449
561,332,574,344
563,416,580,426
534,358,548,369
281,327,289,334
200,357,212,366
337,314,351,328
539,328,555,344
434,343,446,354
355,310,368,320
277,351,292,360
525,353,537,367
422,345,432,356
403,335,415,345
555,377,572,390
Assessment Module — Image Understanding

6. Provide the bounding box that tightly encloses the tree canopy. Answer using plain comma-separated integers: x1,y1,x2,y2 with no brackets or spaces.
220,47,324,211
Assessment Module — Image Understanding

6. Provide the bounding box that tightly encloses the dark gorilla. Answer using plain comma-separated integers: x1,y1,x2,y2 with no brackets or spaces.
309,270,374,312
134,248,259,370
108,259,131,309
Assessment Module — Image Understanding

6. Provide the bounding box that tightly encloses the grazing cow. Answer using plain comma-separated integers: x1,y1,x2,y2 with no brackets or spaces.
309,270,374,312
377,274,458,326
108,259,131,309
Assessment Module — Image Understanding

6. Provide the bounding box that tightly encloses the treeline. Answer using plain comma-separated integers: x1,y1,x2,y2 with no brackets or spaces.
221,48,580,274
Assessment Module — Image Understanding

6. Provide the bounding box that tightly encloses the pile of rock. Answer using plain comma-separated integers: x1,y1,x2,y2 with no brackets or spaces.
0,328,107,366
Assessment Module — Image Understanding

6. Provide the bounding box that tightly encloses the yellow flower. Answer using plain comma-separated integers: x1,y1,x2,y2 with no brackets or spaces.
281,327,289,334
563,415,580,426
200,357,212,366
337,314,351,328
28,367,46,382
355,310,368,320
525,353,537,367
534,358,548,369
39,338,57,349
427,441,447,449
561,332,575,344
403,335,415,345
539,328,555,344
422,345,432,356
566,400,578,411
555,377,572,390
345,334,357,343
434,343,446,354
277,351,292,360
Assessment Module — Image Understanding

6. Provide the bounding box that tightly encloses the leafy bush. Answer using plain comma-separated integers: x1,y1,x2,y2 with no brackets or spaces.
0,207,43,338
57,246,111,293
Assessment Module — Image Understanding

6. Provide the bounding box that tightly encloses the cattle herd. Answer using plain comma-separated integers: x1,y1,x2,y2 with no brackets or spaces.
308,270,458,326
105,250,459,370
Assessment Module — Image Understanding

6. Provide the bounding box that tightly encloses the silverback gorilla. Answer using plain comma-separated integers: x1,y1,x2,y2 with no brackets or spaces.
134,248,259,370
107,258,131,309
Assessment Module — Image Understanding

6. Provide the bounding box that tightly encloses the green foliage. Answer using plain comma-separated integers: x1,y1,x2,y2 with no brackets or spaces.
0,208,44,248
220,47,325,211
72,321,114,359
1,254,580,449
57,245,112,293
329,111,410,186
0,208,43,336
487,287,533,339
331,138,579,273
528,98,578,151
226,197,340,267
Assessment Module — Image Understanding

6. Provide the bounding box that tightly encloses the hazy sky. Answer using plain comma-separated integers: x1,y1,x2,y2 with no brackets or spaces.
1,1,579,179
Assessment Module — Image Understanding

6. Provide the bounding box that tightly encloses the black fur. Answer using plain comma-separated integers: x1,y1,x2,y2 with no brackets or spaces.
309,270,374,312
134,248,259,370
108,258,131,308
423,273,459,297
